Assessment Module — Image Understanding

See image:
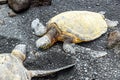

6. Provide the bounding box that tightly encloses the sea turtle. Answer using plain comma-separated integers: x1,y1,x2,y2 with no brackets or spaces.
31,11,119,53
0,44,75,80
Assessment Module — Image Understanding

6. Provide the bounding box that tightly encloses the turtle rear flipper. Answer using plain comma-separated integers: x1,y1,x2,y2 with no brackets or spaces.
29,63,75,77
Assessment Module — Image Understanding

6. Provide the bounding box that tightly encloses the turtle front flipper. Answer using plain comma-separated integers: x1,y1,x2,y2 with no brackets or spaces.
63,35,76,53
36,26,58,49
105,18,119,28
31,18,47,36
29,63,75,77
11,44,26,61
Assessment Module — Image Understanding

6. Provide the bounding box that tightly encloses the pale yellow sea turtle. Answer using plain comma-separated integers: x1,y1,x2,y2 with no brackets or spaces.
0,44,75,80
31,11,118,53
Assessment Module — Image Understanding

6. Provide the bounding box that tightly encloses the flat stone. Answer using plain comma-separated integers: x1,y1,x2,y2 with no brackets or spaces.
0,0,7,4
8,10,17,17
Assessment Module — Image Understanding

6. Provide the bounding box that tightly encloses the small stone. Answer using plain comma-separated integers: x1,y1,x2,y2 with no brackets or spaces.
115,3,118,5
0,0,7,4
0,19,4,25
34,52,41,57
8,10,17,17
107,30,120,48
96,3,100,6
88,6,91,8
85,69,87,72
85,77,89,80
99,11,106,15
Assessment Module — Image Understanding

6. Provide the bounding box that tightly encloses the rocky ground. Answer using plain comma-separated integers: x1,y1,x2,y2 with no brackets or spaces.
0,0,120,80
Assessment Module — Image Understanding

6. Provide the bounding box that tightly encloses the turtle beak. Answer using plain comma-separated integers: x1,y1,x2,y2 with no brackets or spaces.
36,35,51,49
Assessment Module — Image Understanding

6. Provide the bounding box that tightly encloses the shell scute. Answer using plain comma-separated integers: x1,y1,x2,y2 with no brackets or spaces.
47,11,108,42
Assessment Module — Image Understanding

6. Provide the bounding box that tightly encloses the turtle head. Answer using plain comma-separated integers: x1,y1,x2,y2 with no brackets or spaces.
31,18,47,36
11,44,26,61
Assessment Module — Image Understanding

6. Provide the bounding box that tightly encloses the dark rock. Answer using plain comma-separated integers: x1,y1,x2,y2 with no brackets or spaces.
107,30,120,48
0,0,7,4
8,0,31,13
7,0,52,13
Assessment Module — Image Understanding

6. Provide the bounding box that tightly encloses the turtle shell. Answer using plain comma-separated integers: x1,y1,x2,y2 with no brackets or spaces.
0,53,30,80
47,11,108,43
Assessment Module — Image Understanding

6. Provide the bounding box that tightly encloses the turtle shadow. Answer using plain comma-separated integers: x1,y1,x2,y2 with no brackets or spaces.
24,52,76,79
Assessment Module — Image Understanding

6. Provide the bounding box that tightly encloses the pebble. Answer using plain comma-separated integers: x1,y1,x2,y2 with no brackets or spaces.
85,77,89,80
0,19,4,25
96,3,100,6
